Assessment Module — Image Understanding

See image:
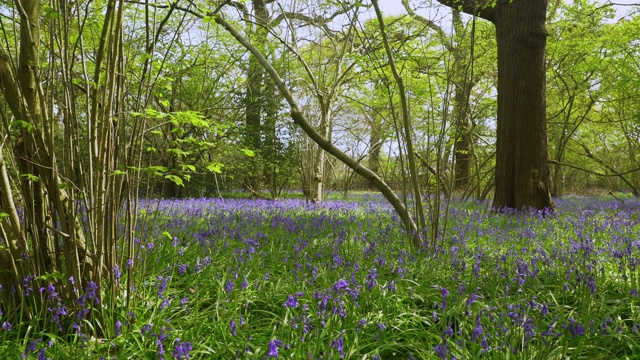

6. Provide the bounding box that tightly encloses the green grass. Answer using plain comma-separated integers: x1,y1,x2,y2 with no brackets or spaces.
1,196,640,359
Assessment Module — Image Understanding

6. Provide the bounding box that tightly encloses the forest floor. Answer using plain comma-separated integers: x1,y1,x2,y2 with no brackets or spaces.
2,194,640,359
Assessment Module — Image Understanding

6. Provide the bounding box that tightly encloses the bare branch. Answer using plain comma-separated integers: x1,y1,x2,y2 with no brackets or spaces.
401,0,452,51
435,0,496,22
213,13,420,243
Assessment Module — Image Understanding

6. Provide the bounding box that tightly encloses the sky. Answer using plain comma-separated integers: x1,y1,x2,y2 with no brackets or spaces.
376,0,639,18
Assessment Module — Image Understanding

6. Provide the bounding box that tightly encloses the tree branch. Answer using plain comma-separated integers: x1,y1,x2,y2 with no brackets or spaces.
435,0,496,22
213,13,420,245
0,47,24,119
401,0,452,51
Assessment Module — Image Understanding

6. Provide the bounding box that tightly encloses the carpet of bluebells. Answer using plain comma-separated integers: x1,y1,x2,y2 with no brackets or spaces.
2,195,640,359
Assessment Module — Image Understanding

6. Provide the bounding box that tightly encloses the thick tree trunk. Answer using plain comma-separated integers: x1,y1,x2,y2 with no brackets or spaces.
436,0,555,212
492,0,554,211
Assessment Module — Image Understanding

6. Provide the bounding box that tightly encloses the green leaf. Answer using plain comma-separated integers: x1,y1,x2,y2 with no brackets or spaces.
167,148,190,157
38,271,65,281
11,120,35,133
241,148,255,157
111,170,126,176
165,174,184,187
21,173,39,182
206,162,224,173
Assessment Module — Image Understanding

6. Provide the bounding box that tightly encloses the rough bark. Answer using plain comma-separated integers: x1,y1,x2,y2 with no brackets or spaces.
451,10,473,191
245,0,269,150
437,0,555,211
492,0,554,211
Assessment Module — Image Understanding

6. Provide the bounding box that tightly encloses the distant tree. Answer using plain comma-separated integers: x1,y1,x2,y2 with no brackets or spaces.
437,0,555,211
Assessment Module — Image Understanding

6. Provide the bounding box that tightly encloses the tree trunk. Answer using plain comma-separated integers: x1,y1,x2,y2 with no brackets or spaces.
311,103,332,203
437,0,555,212
452,10,473,192
245,1,268,150
368,115,383,190
492,0,554,211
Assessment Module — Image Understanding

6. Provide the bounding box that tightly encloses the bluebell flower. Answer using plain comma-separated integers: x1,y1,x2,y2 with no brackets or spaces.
366,268,377,291
332,279,349,294
24,340,37,357
440,287,449,298
284,294,299,309
387,280,396,292
472,314,483,342
112,265,121,280
38,347,47,360
115,320,122,336
330,333,344,358
567,319,585,337
266,339,282,358
173,339,192,359
443,325,453,338
230,318,237,336
434,341,448,359
225,280,234,293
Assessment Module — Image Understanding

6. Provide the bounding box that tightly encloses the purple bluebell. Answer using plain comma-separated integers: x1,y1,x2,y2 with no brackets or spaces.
434,341,448,359
284,294,299,309
266,339,282,358
230,318,237,336
173,339,192,359
225,280,234,293
366,268,377,291
331,333,344,358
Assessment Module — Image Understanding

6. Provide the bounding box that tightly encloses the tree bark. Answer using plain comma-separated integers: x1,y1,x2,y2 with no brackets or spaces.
245,0,269,150
492,0,554,211
368,115,383,190
437,0,555,211
451,11,473,191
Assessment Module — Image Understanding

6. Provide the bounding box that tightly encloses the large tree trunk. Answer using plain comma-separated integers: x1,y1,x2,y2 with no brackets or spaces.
492,0,554,211
437,0,555,212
